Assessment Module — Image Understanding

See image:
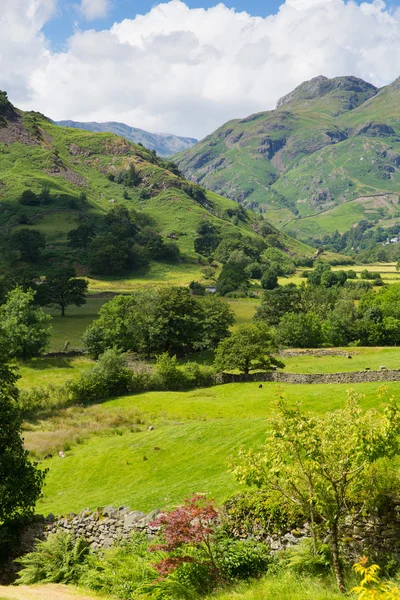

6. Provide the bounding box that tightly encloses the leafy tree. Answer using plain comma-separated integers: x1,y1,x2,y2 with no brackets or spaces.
87,234,131,274
40,267,88,316
214,324,283,375
157,287,204,355
307,262,332,286
323,299,357,347
277,312,323,348
82,290,161,358
0,287,51,359
67,224,95,249
197,295,235,350
0,347,46,521
216,263,249,296
260,247,296,276
194,233,221,257
3,267,39,295
10,229,46,262
255,284,301,326
232,391,400,592
19,189,39,206
189,281,206,296
261,267,279,290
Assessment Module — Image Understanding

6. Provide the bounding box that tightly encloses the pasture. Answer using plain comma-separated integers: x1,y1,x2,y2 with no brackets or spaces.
35,378,400,515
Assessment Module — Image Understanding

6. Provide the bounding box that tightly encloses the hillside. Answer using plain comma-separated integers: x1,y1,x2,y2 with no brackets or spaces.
175,75,400,242
0,91,312,279
55,120,197,157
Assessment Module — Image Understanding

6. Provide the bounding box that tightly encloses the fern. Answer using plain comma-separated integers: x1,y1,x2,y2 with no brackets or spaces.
17,531,89,585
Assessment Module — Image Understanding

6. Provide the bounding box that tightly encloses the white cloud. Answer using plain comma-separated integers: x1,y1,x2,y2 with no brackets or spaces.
2,0,400,137
79,0,110,20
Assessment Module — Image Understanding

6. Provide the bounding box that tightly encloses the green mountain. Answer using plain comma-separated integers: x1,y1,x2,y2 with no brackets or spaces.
175,75,400,242
0,91,312,277
55,120,197,157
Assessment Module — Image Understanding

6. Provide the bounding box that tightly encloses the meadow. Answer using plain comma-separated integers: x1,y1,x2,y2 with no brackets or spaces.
33,377,399,516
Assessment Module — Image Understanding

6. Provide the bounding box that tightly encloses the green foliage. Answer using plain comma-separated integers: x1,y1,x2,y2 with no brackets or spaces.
214,324,284,375
39,267,88,316
0,348,45,522
255,284,301,326
17,532,89,584
232,390,400,592
80,534,156,599
67,224,95,249
277,312,323,348
285,539,332,577
217,263,250,296
0,287,52,360
83,286,233,358
67,348,134,405
10,228,46,262
261,268,279,290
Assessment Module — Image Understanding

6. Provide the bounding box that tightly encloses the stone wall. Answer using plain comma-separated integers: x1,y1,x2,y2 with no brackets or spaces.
0,506,160,584
219,369,400,385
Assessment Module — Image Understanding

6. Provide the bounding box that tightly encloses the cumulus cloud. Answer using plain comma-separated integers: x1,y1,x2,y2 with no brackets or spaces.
0,0,55,101
79,0,110,20
2,0,400,137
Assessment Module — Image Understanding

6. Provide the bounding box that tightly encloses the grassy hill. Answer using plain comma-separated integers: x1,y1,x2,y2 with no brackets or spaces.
175,75,400,241
54,120,197,157
0,90,312,279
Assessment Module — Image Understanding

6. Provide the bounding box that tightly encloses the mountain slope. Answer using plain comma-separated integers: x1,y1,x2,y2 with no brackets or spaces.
55,120,197,157
0,91,312,276
175,75,400,242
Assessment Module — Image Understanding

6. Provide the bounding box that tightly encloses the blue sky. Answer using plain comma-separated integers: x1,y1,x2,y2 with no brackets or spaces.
44,1,284,49
43,0,396,49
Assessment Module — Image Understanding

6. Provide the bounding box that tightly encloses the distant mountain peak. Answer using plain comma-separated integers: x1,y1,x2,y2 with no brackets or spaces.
54,120,197,157
276,75,378,109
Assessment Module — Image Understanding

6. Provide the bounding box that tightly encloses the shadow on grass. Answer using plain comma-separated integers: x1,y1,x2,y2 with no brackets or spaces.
21,358,74,370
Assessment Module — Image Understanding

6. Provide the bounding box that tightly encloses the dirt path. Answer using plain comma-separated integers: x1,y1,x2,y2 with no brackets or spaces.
0,584,105,600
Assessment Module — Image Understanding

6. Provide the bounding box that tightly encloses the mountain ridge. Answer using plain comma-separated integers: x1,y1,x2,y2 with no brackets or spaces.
175,74,400,243
54,120,197,157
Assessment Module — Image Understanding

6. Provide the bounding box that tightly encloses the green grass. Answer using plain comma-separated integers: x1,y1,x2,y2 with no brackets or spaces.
36,379,399,515
45,294,113,351
283,346,400,373
209,572,348,600
18,357,93,390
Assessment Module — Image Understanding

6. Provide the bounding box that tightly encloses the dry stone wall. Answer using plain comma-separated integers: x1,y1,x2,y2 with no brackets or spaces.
219,370,400,385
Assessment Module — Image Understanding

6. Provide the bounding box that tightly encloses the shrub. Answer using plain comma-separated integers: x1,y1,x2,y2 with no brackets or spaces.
68,348,134,405
81,534,156,599
17,532,89,584
216,536,271,581
155,353,186,391
284,539,332,576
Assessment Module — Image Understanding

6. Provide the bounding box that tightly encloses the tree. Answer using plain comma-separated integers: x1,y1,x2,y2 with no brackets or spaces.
214,324,284,375
0,347,46,521
40,267,88,316
261,267,279,290
10,229,46,262
255,284,301,326
232,391,400,592
19,189,39,206
157,287,204,355
87,234,131,274
0,287,52,360
67,224,95,249
198,295,235,349
216,263,249,296
277,311,323,348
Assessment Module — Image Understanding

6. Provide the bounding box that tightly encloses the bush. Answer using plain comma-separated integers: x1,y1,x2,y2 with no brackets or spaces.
216,536,272,581
68,348,134,405
17,532,89,584
80,534,156,599
155,353,186,391
284,539,332,576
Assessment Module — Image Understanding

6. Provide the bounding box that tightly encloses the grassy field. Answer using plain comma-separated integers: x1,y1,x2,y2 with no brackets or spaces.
35,378,400,515
283,346,400,373
17,357,93,390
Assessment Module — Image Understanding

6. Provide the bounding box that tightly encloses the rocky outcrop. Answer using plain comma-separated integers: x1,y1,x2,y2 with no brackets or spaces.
276,75,377,109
